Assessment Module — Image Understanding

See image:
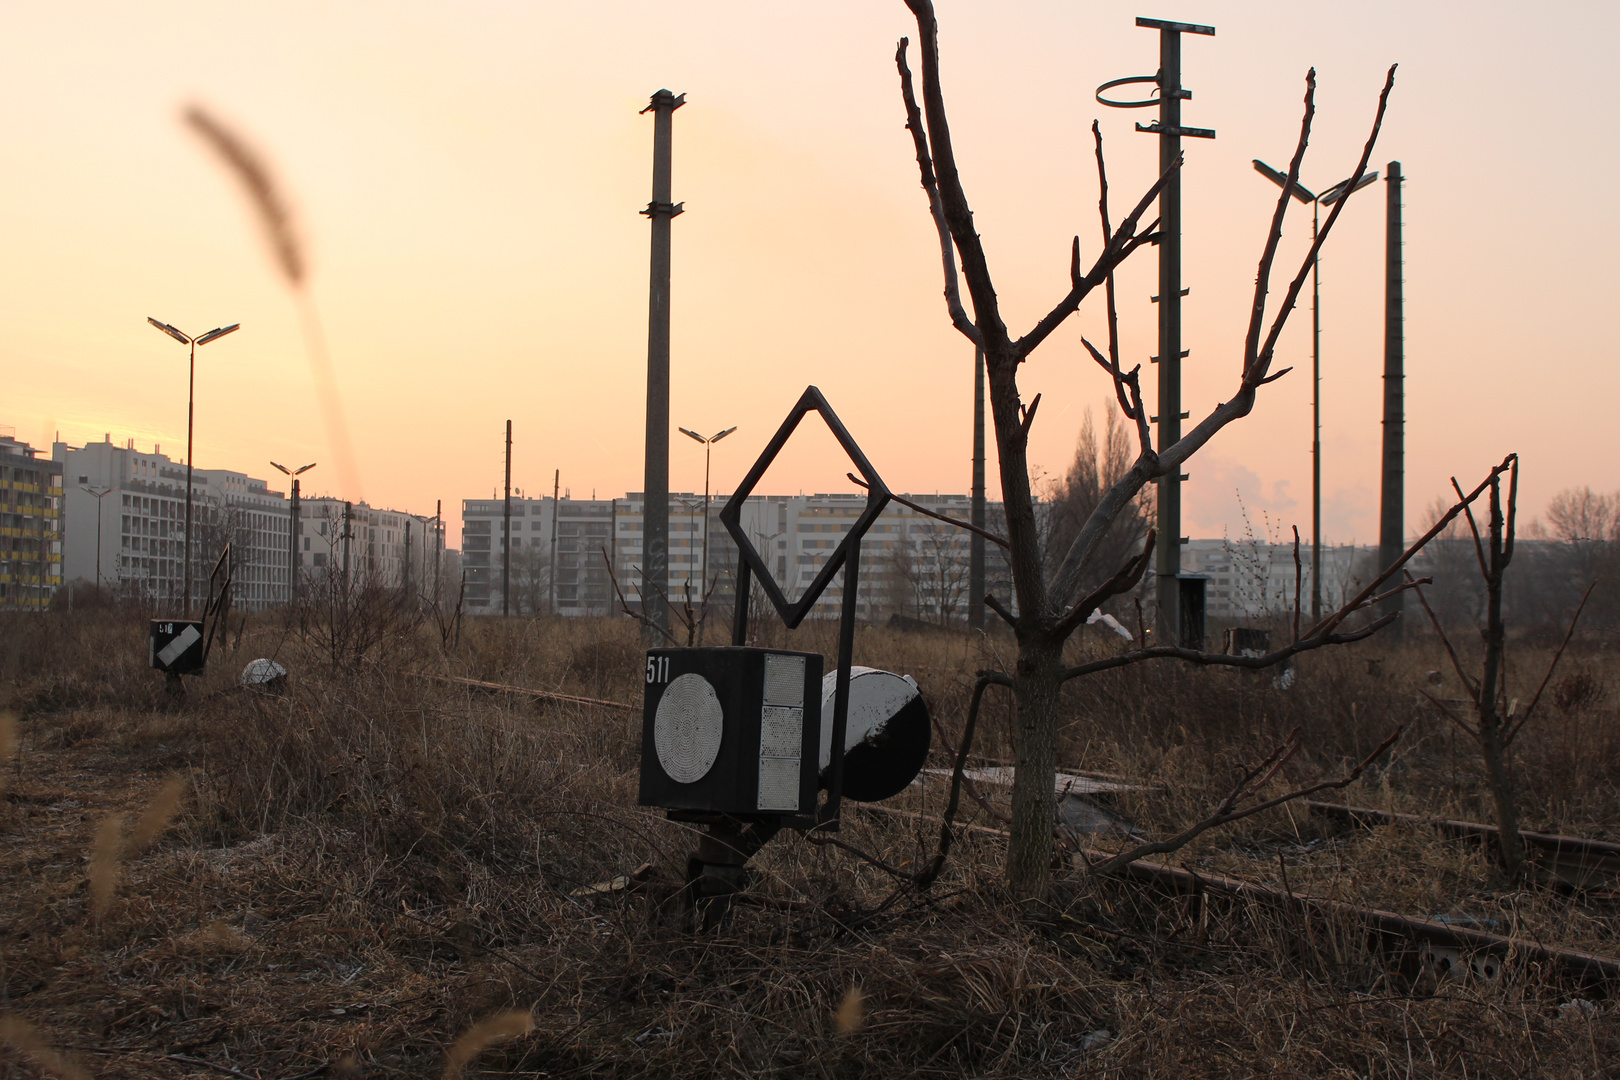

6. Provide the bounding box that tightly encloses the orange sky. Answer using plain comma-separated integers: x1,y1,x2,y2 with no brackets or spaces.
5,1,1617,547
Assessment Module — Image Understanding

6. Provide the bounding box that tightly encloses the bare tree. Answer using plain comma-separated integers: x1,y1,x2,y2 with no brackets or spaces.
1409,459,1595,880
896,0,1405,899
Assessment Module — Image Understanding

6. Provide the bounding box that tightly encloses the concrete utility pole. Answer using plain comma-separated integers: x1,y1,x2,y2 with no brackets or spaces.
1379,161,1406,629
434,498,443,603
270,461,314,607
969,346,986,631
502,419,512,618
1100,18,1215,645
549,468,560,616
1150,18,1214,645
341,500,352,583
641,89,684,637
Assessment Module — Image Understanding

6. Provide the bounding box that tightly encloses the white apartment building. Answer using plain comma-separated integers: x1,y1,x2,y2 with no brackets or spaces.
297,496,442,595
1181,538,1376,622
56,436,292,610
461,491,1012,622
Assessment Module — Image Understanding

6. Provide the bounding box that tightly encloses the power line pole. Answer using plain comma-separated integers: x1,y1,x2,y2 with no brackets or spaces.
502,419,512,618
641,88,684,638
969,346,986,631
1379,161,1405,630
1101,18,1214,645
549,468,560,616
434,498,442,603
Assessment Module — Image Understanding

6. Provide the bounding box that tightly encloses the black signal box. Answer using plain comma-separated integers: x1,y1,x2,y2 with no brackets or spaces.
639,647,823,817
149,619,206,675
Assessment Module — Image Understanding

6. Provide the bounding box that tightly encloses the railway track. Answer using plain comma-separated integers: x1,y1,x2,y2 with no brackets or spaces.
1305,801,1620,891
857,802,1620,989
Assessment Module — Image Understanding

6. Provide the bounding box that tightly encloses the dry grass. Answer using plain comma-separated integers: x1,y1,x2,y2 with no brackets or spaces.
1,605,1616,1077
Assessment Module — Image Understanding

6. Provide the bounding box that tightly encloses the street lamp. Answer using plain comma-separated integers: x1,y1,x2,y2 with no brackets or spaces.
678,424,736,644
81,485,114,599
270,461,316,607
148,316,240,617
1250,161,1376,620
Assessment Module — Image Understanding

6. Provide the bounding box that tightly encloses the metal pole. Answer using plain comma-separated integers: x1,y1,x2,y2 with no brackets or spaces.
641,89,684,638
1098,18,1215,644
290,476,300,607
1379,161,1406,629
435,498,442,603
1152,24,1185,642
698,439,711,645
184,338,195,617
1311,202,1322,622
969,345,986,631
549,468,560,616
502,419,512,617
342,500,351,583
94,494,103,597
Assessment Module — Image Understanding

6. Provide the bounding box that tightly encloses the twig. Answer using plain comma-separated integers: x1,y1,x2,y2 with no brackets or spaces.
983,593,1017,628
917,671,1013,886
895,37,980,346
1406,572,1480,703
1089,726,1402,876
1506,580,1595,745
1052,530,1156,639
847,473,1008,549
603,551,677,646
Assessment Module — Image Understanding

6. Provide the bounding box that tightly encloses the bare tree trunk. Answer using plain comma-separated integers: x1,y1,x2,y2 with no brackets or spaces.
1477,474,1526,878
1007,635,1064,894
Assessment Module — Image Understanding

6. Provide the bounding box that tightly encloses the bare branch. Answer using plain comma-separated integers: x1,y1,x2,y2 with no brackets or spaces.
1407,571,1480,703
1450,475,1490,580
900,1,1009,347
1506,581,1595,745
1420,688,1479,740
603,551,677,646
984,593,1017,628
1244,69,1316,378
1052,530,1156,640
895,37,980,346
1304,454,1514,642
846,473,1008,549
1060,611,1399,683
1089,726,1402,876
1253,66,1397,380
1015,158,1181,360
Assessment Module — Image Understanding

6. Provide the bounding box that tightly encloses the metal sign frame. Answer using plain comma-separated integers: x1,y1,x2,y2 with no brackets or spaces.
717,386,891,827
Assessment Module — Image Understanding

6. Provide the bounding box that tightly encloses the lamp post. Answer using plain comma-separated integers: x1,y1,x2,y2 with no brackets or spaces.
1249,162,1376,620
270,461,316,607
678,424,735,645
148,317,239,617
81,485,114,599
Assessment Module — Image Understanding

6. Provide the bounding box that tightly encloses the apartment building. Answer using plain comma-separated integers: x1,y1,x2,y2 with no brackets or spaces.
0,432,64,610
1181,538,1375,622
297,496,442,595
56,436,292,610
462,490,1012,623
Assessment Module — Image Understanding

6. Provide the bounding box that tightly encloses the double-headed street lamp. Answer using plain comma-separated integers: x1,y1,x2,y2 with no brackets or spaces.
678,424,735,644
1251,161,1376,620
270,461,316,606
148,316,240,616
81,485,114,598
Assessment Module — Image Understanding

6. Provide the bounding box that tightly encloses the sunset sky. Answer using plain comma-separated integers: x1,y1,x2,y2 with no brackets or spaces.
5,1,1616,548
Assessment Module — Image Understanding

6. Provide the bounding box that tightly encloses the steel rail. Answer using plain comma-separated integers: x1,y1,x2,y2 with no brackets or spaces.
854,803,1620,987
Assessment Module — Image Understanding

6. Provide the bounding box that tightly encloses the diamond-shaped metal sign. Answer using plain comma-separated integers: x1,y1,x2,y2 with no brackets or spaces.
719,387,890,629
